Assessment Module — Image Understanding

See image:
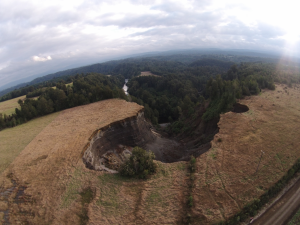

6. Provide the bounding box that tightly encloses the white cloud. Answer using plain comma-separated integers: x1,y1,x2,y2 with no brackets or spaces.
0,0,300,89
32,56,52,62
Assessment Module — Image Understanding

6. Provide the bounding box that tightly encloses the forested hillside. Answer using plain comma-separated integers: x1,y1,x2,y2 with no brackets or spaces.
1,53,300,132
127,62,299,130
0,51,282,99
0,74,126,130
0,56,236,101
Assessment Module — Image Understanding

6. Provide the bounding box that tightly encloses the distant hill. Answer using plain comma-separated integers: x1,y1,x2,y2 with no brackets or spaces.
0,50,283,98
189,58,234,69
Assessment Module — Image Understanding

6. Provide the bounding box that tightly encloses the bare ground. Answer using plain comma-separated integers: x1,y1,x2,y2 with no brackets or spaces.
138,71,160,77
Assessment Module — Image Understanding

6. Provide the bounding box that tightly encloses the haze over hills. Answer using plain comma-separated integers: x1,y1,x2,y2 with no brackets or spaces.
0,48,295,97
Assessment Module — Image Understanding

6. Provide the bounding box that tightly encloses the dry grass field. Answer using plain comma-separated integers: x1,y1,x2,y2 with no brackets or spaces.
0,82,72,116
0,112,60,174
138,71,160,77
191,84,300,223
0,95,26,116
0,84,300,224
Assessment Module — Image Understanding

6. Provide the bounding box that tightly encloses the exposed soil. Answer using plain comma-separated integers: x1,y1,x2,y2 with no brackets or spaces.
83,102,220,167
232,103,249,113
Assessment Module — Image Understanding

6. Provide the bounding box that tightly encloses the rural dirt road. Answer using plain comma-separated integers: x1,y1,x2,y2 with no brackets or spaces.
251,178,300,225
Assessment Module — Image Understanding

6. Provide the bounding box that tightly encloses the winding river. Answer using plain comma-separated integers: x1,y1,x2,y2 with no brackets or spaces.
123,79,129,95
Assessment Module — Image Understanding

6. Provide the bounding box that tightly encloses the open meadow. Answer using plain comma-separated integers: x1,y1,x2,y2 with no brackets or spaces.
0,112,60,174
0,82,73,116
138,71,160,77
0,95,26,116
0,85,300,224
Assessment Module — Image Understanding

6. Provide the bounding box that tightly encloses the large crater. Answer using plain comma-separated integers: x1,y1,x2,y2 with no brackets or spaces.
82,106,225,172
82,110,184,172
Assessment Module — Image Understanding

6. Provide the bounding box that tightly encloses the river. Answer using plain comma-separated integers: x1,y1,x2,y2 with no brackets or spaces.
123,79,129,95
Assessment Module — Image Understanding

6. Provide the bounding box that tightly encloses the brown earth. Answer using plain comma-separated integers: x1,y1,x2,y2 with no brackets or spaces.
0,84,300,224
138,71,160,77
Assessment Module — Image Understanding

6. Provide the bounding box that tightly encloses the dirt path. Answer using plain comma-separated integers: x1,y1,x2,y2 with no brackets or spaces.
251,178,300,225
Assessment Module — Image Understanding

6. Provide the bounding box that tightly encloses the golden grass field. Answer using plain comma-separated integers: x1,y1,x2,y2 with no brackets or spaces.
0,82,73,116
0,84,300,224
0,95,26,116
138,71,160,77
0,112,60,174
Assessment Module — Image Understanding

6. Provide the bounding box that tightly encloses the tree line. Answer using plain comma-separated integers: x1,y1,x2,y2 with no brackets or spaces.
0,73,126,130
127,62,283,127
0,57,237,101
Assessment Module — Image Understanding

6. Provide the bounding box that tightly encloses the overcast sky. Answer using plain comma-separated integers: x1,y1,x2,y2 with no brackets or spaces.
0,0,300,89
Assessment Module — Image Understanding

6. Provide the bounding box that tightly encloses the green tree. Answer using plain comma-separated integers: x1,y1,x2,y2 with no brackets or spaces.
119,147,157,179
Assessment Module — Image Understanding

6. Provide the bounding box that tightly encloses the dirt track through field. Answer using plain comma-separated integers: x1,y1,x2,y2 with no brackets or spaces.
251,177,300,225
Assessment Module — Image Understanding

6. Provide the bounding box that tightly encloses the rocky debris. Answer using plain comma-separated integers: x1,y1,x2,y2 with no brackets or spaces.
82,111,157,172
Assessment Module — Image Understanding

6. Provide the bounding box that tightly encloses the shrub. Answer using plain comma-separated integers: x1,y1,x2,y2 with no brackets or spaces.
189,156,196,173
188,195,193,207
119,147,157,179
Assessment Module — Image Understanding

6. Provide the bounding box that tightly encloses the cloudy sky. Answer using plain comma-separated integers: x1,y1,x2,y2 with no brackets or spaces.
0,0,299,90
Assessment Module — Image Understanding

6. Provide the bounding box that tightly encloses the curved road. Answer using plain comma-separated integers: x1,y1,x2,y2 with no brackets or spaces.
251,178,300,225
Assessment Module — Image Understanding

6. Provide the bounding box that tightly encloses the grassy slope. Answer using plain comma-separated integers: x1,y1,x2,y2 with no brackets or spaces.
0,112,59,173
2,85,300,224
191,84,300,224
0,82,73,116
0,95,26,116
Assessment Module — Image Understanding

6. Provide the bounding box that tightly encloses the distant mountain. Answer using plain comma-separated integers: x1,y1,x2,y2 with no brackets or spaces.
189,58,234,69
0,49,287,98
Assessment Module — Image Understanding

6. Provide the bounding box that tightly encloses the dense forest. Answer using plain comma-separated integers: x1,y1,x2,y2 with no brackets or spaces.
0,56,234,101
1,54,300,132
0,74,126,130
0,50,283,99
127,62,299,131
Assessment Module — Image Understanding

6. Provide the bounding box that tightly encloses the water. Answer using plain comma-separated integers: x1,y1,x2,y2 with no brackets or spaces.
123,79,129,95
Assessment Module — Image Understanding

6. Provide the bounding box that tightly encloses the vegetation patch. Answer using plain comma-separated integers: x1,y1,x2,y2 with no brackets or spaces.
0,95,25,116
219,158,300,224
0,74,126,130
119,147,157,179
97,173,135,216
78,187,94,225
288,207,300,225
61,168,84,208
0,112,59,173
